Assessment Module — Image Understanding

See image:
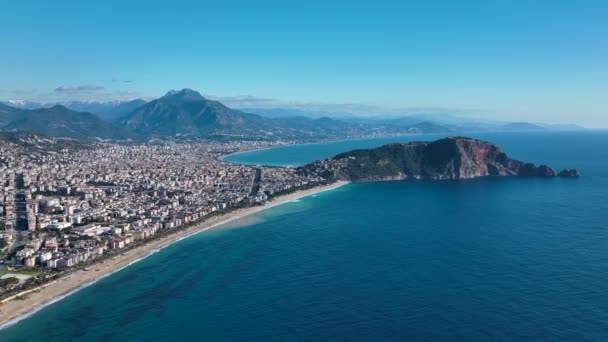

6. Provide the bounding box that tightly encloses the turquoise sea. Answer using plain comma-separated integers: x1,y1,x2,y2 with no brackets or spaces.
2,132,608,341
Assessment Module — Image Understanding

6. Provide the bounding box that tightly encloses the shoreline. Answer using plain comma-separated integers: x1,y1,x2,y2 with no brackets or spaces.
220,133,425,163
0,180,349,330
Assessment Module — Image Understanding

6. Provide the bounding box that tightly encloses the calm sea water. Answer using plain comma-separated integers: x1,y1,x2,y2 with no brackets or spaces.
2,132,608,341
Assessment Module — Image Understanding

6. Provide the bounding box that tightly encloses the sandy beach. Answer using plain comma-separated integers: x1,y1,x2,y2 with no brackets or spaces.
0,181,348,329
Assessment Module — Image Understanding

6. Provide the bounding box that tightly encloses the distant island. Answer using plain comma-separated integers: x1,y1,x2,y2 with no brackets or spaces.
299,137,579,181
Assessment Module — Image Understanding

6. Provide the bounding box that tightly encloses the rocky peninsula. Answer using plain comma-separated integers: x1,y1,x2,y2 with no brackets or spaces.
299,137,579,181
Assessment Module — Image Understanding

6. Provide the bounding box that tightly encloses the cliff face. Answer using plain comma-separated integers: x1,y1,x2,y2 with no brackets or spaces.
299,137,579,181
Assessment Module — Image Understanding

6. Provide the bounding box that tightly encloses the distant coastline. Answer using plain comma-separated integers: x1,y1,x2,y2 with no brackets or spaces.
0,181,349,329
221,133,429,165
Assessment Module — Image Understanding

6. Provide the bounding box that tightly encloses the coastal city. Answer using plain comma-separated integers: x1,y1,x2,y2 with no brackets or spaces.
1,0,606,340
0,136,327,300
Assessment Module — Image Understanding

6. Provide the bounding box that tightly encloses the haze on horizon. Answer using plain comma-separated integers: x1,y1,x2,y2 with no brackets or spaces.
1,0,606,127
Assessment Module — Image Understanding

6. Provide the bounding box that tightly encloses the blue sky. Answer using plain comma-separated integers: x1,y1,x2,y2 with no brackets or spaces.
1,0,607,126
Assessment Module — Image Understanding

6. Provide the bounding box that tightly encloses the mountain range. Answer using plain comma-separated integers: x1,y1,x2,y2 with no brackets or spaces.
242,107,585,132
0,103,134,139
2,99,147,121
1,90,367,140
0,89,585,141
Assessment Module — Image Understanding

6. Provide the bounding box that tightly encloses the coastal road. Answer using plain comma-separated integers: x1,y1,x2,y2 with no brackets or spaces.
249,168,262,197
14,174,27,231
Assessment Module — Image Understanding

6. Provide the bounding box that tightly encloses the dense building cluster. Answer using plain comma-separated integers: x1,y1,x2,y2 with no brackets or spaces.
0,136,325,292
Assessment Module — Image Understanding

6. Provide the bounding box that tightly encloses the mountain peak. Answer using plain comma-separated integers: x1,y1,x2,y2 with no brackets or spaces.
48,104,70,111
162,88,204,102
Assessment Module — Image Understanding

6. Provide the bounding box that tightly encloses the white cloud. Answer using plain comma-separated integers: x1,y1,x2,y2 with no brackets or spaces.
55,84,105,92
205,94,279,108
16,87,147,103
